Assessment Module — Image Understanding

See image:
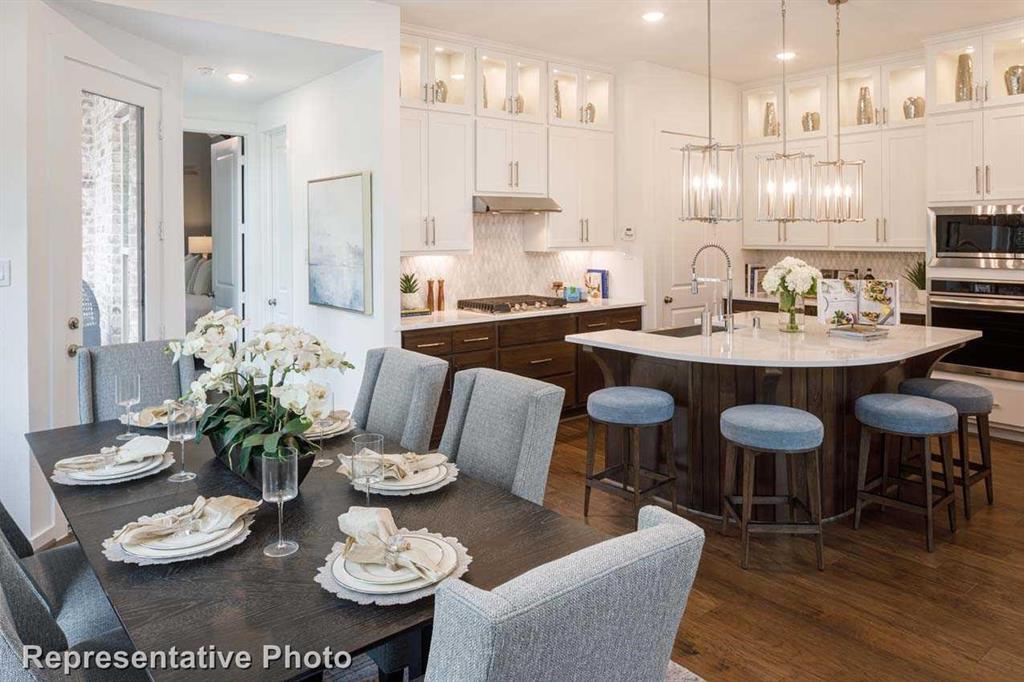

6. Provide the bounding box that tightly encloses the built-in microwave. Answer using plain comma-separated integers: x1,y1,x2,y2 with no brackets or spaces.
929,206,1024,270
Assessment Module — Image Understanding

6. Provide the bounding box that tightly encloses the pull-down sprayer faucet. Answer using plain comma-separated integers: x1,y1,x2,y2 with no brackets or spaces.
690,243,734,334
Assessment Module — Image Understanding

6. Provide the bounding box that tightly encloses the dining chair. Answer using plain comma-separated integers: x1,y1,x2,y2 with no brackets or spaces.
423,505,705,682
351,347,448,453
77,340,197,424
439,368,565,505
0,500,34,560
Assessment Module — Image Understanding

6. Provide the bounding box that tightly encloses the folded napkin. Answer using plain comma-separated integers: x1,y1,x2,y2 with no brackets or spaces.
55,435,170,473
338,507,442,581
135,405,169,427
112,495,261,546
337,451,447,481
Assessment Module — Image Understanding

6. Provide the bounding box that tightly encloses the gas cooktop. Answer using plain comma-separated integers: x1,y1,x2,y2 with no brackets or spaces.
457,295,567,314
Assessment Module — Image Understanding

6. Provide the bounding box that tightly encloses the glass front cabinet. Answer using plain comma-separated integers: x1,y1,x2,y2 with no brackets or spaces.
400,35,473,114
476,51,546,124
548,65,613,131
927,24,1024,114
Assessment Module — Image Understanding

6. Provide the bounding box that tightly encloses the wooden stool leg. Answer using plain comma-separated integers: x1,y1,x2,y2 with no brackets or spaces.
879,433,889,512
978,414,994,505
630,427,642,529
940,433,957,534
741,449,755,570
957,415,972,519
663,420,678,515
854,428,871,530
806,448,824,571
786,453,799,522
584,419,598,517
897,436,909,501
721,441,738,534
922,437,935,552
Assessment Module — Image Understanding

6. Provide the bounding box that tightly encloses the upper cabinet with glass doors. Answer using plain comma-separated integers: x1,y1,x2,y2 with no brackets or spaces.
829,61,927,133
400,35,474,114
927,23,1024,114
742,76,827,144
476,51,546,124
548,65,614,131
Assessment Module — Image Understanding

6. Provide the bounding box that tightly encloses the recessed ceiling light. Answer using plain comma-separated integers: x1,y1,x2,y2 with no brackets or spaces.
964,46,975,54
642,10,665,23
226,72,251,83
434,46,445,52
776,51,796,61
451,73,465,80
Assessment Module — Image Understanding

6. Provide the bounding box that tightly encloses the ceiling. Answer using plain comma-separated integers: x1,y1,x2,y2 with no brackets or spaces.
387,0,1024,83
60,1,372,110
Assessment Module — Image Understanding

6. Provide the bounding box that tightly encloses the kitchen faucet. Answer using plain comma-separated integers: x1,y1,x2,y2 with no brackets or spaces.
690,243,734,334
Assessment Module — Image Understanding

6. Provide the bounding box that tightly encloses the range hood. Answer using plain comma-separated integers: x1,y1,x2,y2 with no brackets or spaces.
473,195,562,214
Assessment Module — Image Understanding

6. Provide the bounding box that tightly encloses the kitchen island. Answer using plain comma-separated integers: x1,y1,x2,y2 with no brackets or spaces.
565,312,981,520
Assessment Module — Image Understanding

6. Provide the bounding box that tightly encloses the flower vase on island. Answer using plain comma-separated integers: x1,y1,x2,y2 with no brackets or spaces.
761,257,822,333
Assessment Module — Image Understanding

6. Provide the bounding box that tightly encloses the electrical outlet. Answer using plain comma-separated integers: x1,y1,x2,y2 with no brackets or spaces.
621,226,636,241
0,258,10,287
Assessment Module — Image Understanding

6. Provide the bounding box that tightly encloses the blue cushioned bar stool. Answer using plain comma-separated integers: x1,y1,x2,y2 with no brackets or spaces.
585,387,677,527
853,393,958,552
720,405,825,571
899,378,994,519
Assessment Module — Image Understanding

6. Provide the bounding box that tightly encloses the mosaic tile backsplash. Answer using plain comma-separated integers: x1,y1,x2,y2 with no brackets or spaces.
743,249,927,303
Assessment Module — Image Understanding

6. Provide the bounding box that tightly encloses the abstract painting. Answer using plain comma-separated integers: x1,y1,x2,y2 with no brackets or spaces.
307,172,373,314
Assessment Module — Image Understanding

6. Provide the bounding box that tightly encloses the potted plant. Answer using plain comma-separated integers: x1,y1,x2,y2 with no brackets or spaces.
400,272,420,310
904,260,927,305
762,257,823,333
167,311,353,491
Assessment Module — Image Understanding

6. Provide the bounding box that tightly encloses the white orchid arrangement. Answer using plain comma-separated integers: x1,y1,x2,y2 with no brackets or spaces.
761,256,823,299
167,311,353,471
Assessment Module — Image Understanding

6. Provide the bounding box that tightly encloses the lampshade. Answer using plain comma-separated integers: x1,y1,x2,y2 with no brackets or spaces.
813,159,864,222
188,236,213,255
680,142,743,223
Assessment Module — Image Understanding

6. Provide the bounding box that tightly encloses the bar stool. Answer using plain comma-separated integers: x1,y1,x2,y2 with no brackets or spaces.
853,393,958,552
584,387,677,528
899,378,994,519
719,404,825,571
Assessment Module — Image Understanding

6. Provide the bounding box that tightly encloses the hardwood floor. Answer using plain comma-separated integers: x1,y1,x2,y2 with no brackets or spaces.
544,416,1024,681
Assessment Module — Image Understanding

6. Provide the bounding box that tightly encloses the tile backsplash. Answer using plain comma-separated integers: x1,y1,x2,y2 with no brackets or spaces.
743,249,926,303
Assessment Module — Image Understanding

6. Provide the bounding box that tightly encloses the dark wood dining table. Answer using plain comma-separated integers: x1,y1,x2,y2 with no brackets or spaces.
26,420,610,681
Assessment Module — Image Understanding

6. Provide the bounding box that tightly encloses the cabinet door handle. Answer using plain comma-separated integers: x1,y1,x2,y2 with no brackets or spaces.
423,84,429,103
462,336,490,343
514,161,519,188
975,166,982,195
424,217,430,245
586,321,608,328
875,218,880,241
508,161,514,187
580,219,585,242
529,358,553,364
882,107,888,125
579,106,584,123
882,217,887,242
617,318,639,324
984,80,990,101
430,83,437,103
985,165,991,194
585,218,590,241
431,216,437,245
875,108,880,125
416,342,445,349
974,83,981,103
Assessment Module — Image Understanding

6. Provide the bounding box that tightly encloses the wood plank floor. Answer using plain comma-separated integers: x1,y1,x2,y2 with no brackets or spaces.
544,416,1024,681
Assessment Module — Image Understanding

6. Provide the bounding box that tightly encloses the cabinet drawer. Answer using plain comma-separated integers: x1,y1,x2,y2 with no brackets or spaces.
452,349,496,372
452,326,496,352
499,341,576,379
402,329,452,356
498,315,577,347
542,372,576,406
578,307,643,332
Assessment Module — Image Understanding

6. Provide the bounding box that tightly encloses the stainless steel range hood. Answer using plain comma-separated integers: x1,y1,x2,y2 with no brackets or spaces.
473,195,562,214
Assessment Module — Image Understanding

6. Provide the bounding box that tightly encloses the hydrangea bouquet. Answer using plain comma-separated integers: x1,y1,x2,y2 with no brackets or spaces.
168,310,353,481
761,257,823,332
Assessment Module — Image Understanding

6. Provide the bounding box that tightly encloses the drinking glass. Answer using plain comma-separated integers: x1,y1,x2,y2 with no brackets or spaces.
350,433,384,505
311,385,335,469
114,373,141,441
166,400,198,482
262,451,299,558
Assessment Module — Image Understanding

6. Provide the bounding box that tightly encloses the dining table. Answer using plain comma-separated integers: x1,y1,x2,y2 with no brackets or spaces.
26,419,610,681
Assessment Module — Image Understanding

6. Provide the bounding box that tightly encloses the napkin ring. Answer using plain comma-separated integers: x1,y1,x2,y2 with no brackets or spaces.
385,534,410,571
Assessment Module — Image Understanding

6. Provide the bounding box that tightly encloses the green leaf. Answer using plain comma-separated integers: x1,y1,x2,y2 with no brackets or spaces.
282,417,311,435
222,418,256,446
242,432,267,448
263,431,282,455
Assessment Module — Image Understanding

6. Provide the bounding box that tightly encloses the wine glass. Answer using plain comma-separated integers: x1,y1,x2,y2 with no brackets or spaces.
311,385,335,469
262,451,299,558
114,373,141,441
166,400,198,483
350,433,383,505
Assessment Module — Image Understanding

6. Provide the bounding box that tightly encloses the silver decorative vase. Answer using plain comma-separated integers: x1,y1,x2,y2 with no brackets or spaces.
801,111,820,132
1006,65,1024,96
856,86,874,125
955,53,974,102
553,79,562,119
902,96,925,119
763,101,779,137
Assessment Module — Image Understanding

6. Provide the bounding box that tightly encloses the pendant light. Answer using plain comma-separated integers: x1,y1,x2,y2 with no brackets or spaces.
813,0,864,223
756,0,815,223
680,0,742,223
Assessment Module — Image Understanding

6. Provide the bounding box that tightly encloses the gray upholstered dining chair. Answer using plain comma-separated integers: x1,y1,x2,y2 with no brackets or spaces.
439,367,565,505
77,340,197,424
424,506,705,682
351,347,448,453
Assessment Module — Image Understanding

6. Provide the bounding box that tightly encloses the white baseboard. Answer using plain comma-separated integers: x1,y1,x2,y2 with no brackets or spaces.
31,520,69,549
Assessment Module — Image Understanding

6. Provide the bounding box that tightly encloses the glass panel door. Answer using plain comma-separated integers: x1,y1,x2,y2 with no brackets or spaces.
582,71,613,130
477,51,511,118
80,91,144,347
549,64,579,126
513,57,544,123
400,35,428,107
429,40,471,113
984,26,1024,106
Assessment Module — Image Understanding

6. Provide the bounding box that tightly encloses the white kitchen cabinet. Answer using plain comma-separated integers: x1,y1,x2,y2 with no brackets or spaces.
475,119,546,194
829,133,883,248
476,51,545,124
926,110,984,202
777,138,829,247
544,128,583,247
982,105,1024,200
401,109,474,253
400,35,473,114
580,130,614,244
881,126,927,249
548,64,614,131
927,23,1024,114
880,60,927,128
742,77,828,144
741,139,828,248
832,66,882,136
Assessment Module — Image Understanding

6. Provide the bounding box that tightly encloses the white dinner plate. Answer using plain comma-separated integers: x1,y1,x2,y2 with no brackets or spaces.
119,412,168,429
333,533,457,593
66,455,165,481
309,418,353,439
122,517,247,559
369,465,448,491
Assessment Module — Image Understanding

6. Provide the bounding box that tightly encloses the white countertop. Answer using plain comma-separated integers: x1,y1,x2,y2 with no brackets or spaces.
399,299,646,331
732,292,927,316
565,311,979,368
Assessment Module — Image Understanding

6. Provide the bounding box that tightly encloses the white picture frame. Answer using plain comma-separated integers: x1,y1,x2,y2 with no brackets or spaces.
307,172,373,314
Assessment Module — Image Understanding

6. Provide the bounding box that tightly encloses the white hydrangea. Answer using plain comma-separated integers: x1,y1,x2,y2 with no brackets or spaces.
761,258,822,297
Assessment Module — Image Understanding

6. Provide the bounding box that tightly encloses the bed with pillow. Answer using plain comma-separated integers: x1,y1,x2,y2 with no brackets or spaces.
184,252,214,329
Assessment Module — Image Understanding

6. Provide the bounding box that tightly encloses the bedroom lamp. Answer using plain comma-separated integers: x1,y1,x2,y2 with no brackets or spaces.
188,236,213,259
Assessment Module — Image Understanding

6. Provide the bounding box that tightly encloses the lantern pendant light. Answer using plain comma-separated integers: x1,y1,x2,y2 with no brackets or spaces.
813,0,864,223
756,0,815,224
680,0,742,223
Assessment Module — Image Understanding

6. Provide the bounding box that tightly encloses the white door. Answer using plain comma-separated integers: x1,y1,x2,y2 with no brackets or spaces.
580,130,614,246
57,61,162,426
475,118,513,192
512,121,547,194
983,105,1024,201
211,137,243,314
477,51,512,120
547,128,582,247
427,39,473,115
399,34,429,109
512,57,546,125
780,137,829,247
882,126,927,249
927,111,984,202
830,132,884,248
427,112,474,251
657,132,718,329
400,108,429,251
267,127,292,324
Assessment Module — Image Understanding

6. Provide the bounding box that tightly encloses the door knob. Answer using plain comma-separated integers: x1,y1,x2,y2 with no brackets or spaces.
664,296,674,304
267,298,278,306
67,316,80,330
66,343,80,358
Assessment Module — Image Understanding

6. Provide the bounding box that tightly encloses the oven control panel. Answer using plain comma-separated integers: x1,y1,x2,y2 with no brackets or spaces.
931,280,1024,299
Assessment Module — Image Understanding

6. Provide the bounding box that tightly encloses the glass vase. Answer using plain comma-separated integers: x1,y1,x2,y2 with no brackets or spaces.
777,291,806,333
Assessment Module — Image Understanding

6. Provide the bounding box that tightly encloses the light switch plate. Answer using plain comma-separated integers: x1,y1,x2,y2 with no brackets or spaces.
621,226,636,241
0,258,10,287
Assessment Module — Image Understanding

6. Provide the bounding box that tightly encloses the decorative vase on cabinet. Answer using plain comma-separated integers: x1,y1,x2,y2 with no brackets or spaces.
856,87,875,125
1006,65,1024,96
763,101,779,137
955,53,973,102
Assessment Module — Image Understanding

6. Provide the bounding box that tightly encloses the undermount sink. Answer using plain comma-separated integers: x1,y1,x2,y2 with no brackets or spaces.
648,323,744,338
